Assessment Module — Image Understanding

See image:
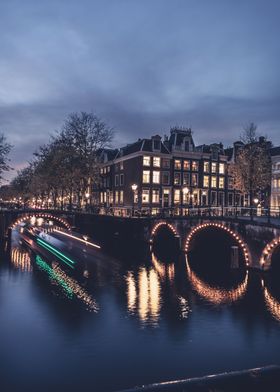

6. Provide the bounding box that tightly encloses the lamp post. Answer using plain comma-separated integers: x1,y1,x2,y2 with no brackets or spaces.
131,184,138,217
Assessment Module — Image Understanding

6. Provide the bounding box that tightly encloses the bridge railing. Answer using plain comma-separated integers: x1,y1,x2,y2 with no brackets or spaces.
80,205,280,224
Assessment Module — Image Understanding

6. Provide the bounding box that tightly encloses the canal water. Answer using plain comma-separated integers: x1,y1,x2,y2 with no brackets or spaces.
1,236,280,391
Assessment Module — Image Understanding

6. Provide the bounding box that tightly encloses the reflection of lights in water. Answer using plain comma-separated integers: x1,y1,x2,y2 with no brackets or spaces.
263,285,280,322
126,267,161,325
126,272,137,313
151,253,175,281
35,255,98,312
178,296,190,319
186,258,248,305
11,248,32,272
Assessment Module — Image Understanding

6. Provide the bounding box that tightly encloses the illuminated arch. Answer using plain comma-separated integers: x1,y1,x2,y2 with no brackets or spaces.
184,222,251,267
150,221,179,243
10,213,72,231
260,237,280,270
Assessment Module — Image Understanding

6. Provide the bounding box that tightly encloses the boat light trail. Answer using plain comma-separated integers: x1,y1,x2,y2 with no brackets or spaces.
36,238,75,269
54,229,101,249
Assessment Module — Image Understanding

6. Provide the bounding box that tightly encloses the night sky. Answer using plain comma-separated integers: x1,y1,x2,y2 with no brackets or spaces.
1,0,280,180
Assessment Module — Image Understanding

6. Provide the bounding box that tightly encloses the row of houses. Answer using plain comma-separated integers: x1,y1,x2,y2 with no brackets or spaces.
96,127,279,214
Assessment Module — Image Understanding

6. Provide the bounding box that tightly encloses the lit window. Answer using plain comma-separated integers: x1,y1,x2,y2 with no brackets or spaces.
120,174,124,186
203,161,210,172
115,191,119,204
162,172,170,185
142,189,150,203
219,177,225,188
152,189,160,203
120,191,124,204
183,160,190,170
174,172,181,185
153,157,160,167
162,159,170,168
174,189,180,204
219,163,225,174
143,156,151,166
203,175,209,187
143,170,150,183
192,173,198,186
183,173,190,185
211,176,217,188
174,159,181,169
100,168,103,174
192,161,198,171
153,171,160,184
100,193,103,203
211,162,217,173
120,161,124,170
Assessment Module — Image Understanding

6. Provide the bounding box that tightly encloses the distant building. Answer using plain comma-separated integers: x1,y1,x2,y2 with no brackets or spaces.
270,147,280,212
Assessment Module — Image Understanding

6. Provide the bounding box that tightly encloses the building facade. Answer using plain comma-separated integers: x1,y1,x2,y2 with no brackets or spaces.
97,128,245,214
270,147,280,213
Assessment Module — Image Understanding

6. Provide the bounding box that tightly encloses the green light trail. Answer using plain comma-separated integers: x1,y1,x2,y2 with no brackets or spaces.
36,237,75,269
35,255,73,298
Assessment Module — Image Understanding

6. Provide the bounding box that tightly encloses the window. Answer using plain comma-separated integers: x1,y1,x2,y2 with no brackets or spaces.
120,174,124,186
211,162,217,173
228,193,233,206
162,172,170,185
203,175,209,187
153,171,160,184
192,173,198,186
134,191,138,203
219,177,225,188
174,172,181,185
103,192,107,203
183,173,190,185
153,140,160,150
143,156,151,166
100,193,103,203
211,176,217,188
143,170,150,183
203,161,210,172
120,190,124,204
109,191,113,204
211,191,217,205
100,168,104,174
183,160,190,170
115,191,119,204
152,189,160,203
142,189,150,203
219,163,225,174
115,174,119,186
174,189,180,204
174,159,181,169
182,189,189,204
162,159,170,168
153,157,160,167
107,166,111,172
192,161,198,171
184,140,190,151
120,161,124,170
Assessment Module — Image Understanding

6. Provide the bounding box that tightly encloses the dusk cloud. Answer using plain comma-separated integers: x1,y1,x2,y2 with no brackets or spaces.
0,0,279,181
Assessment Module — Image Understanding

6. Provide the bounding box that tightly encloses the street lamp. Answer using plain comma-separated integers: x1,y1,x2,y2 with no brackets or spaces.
131,184,138,216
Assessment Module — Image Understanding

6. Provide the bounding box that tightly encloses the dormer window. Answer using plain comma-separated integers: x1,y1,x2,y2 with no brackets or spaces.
153,139,160,151
184,140,190,151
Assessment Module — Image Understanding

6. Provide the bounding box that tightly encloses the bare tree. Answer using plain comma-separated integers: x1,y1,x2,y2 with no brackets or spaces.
233,123,271,206
0,133,12,183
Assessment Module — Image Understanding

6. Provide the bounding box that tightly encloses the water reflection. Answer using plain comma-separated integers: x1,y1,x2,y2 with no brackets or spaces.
186,257,248,305
126,267,161,326
35,254,98,312
151,252,175,281
11,247,32,272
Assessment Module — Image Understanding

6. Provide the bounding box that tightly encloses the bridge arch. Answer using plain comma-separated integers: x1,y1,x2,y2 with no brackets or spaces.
184,222,251,267
150,221,179,243
260,237,280,270
10,213,72,231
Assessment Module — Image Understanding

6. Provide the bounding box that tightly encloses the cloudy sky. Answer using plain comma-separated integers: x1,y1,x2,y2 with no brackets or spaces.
0,0,280,181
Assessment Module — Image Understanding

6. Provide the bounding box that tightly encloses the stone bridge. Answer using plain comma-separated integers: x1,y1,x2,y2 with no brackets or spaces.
1,209,280,271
